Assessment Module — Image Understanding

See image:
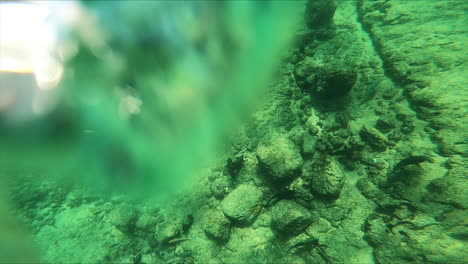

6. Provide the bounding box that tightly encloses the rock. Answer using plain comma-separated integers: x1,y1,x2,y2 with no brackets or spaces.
304,0,337,29
364,216,388,247
400,121,415,134
356,179,396,208
108,203,137,232
295,56,316,81
364,157,390,187
286,233,318,255
288,177,314,202
307,156,345,197
257,134,303,182
306,69,357,100
426,170,468,209
439,210,468,240
135,213,158,231
302,133,317,155
288,125,306,147
328,132,346,148
271,200,312,236
202,209,231,242
382,88,398,100
154,218,182,245
359,125,388,152
210,174,233,199
376,114,397,133
35,205,130,263
221,184,263,224
224,155,244,178
448,226,468,241
356,179,380,200
305,114,321,136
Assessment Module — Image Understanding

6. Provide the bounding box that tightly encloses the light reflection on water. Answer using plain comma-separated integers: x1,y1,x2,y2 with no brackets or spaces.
0,1,78,120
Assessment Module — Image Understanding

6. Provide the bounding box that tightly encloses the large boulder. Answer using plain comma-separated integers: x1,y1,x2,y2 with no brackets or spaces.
154,218,182,245
108,203,137,232
305,156,345,197
271,200,313,236
257,134,303,183
221,184,263,224
305,0,337,29
202,209,231,242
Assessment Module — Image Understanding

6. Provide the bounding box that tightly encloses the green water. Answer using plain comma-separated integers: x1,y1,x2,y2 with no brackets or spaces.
1,0,467,263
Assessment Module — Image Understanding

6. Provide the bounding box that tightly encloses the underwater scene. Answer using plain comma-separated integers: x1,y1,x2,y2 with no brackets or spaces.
0,0,466,263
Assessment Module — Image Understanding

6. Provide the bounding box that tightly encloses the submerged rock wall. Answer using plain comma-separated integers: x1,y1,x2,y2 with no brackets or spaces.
7,1,467,263
356,0,468,263
357,0,467,155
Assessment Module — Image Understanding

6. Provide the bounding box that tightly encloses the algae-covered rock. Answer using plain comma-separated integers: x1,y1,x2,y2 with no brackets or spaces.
426,170,468,209
302,133,318,155
364,157,390,187
271,200,312,236
202,209,231,242
359,125,388,152
154,218,183,245
135,213,158,231
108,203,137,232
306,69,357,100
304,0,337,29
363,216,388,247
257,134,303,182
294,56,316,82
209,174,233,200
221,184,263,224
288,176,314,202
376,113,397,133
308,156,345,197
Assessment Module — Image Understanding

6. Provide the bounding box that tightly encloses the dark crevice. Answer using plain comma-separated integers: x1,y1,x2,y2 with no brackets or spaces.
354,0,422,106
355,0,406,87
354,0,434,129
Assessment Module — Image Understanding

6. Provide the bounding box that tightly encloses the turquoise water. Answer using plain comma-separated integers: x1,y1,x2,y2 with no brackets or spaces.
1,1,467,263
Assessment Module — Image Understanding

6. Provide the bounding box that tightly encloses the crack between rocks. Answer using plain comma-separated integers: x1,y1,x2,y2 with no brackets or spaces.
354,0,406,89
354,0,441,138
